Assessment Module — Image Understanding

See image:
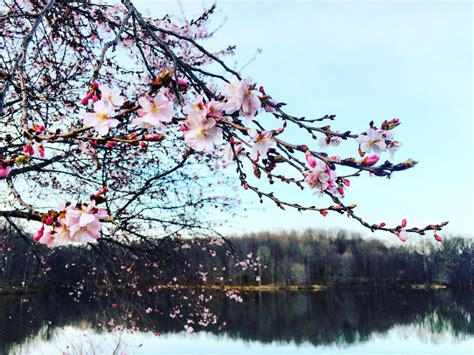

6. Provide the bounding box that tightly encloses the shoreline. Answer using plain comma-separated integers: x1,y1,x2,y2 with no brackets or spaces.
0,283,461,295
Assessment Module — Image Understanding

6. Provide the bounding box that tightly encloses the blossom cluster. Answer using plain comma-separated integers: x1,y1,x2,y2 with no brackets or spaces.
34,199,109,248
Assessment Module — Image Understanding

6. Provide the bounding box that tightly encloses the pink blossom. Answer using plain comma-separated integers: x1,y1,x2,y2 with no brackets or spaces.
65,202,97,227
99,84,125,108
396,230,408,242
183,95,207,120
69,220,102,243
132,90,173,131
184,117,223,153
248,129,275,161
222,77,260,121
83,100,118,136
318,136,341,148
356,128,387,154
304,159,336,192
37,229,55,248
223,141,244,164
52,224,73,246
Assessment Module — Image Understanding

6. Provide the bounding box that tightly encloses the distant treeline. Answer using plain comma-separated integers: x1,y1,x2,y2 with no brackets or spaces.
0,226,472,291
224,230,473,287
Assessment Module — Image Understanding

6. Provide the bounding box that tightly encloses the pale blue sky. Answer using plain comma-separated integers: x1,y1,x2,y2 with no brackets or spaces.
134,0,473,238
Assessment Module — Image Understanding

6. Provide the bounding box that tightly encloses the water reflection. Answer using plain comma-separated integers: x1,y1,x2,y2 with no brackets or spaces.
1,289,472,354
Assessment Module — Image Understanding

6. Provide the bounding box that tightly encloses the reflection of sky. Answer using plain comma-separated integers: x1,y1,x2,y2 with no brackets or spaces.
131,1,473,238
16,325,473,355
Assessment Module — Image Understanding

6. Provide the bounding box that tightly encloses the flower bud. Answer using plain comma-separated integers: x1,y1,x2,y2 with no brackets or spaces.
305,151,317,168
37,144,45,158
34,125,45,134
33,225,45,241
23,144,34,155
401,218,407,228
144,134,160,141
434,234,443,242
361,154,380,166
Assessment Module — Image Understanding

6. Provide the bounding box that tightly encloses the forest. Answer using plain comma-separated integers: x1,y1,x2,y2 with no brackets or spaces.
1,224,472,292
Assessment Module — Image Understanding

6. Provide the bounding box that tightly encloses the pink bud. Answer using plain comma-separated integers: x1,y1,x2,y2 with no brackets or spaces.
177,78,189,90
44,216,54,225
434,234,443,243
337,186,345,196
401,219,407,228
81,97,89,106
379,222,386,227
179,124,188,132
305,151,317,168
92,95,99,102
34,125,45,134
139,141,147,148
37,144,45,158
320,210,328,217
229,137,235,143
23,144,34,155
85,91,93,99
127,133,138,140
144,134,160,141
330,155,341,163
0,165,11,178
105,142,117,148
361,154,380,166
90,141,98,147
92,82,99,90
243,183,249,190
344,179,350,186
33,225,45,241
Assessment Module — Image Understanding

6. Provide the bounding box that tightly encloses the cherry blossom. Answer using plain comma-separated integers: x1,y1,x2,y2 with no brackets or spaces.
99,84,125,108
132,90,174,131
83,100,118,136
318,135,342,148
224,141,244,163
304,159,337,192
248,129,276,161
69,219,102,243
222,77,261,120
356,128,387,154
183,117,223,153
183,95,207,120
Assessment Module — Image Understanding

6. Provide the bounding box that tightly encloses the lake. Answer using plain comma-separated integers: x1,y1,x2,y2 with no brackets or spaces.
1,288,472,354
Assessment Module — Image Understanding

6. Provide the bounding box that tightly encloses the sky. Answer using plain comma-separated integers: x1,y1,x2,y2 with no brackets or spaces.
133,0,473,238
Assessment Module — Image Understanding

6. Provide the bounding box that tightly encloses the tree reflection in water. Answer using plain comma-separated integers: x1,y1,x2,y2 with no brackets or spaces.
0,289,472,354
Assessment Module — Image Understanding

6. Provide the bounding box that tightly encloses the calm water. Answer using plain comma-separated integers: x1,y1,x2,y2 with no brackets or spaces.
1,289,472,354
